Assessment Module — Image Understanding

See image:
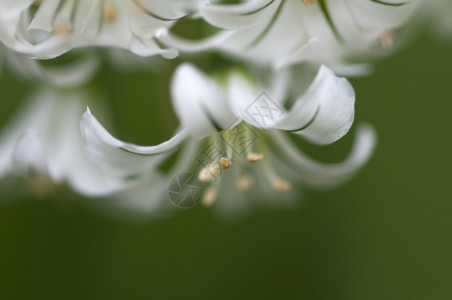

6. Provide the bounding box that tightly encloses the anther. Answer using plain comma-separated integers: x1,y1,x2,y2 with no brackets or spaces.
246,153,264,163
301,0,318,5
53,24,70,35
236,174,254,192
272,178,292,192
202,187,218,207
103,1,118,23
379,30,395,48
198,163,220,182
219,157,232,169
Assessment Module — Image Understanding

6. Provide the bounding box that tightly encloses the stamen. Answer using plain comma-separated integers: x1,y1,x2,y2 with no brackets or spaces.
246,153,264,163
220,157,232,169
236,174,254,192
202,187,218,207
198,163,220,182
53,24,70,35
379,30,395,48
301,0,318,5
272,178,292,191
103,1,118,23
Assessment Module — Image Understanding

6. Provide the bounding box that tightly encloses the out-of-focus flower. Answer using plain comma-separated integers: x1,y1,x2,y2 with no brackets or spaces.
0,86,133,197
80,63,376,216
0,0,279,60
159,0,421,73
0,0,180,58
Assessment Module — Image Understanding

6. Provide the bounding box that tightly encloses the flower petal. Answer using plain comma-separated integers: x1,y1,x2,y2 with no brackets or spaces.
269,123,377,187
170,63,239,139
273,65,355,145
201,0,279,30
80,108,187,177
345,0,420,31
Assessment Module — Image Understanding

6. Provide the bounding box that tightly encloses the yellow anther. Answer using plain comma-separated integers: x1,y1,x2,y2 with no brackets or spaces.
272,178,292,192
198,163,220,182
379,30,395,48
236,174,254,192
202,187,218,207
103,1,118,23
246,153,264,163
219,157,232,169
53,24,70,35
301,0,318,5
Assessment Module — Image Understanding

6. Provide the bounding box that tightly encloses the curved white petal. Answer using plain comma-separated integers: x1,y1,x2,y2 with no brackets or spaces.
269,123,377,188
129,34,179,58
156,28,235,53
80,108,187,177
345,0,420,31
201,0,279,29
273,65,355,145
46,97,131,196
170,63,238,139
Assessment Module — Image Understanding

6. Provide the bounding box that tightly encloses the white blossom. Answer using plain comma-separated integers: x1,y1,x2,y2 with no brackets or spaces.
0,86,134,197
80,63,376,216
158,0,421,73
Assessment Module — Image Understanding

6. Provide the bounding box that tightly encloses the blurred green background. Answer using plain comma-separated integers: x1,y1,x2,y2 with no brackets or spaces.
0,31,451,299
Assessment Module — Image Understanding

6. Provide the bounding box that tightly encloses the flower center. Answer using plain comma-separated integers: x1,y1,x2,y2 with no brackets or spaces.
195,122,292,206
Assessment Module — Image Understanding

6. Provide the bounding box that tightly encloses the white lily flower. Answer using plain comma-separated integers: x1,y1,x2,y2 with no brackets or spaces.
158,0,421,72
0,86,133,197
80,63,376,216
0,0,277,60
0,0,183,59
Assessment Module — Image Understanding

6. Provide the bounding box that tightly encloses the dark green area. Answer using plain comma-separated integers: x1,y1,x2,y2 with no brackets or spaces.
0,32,452,299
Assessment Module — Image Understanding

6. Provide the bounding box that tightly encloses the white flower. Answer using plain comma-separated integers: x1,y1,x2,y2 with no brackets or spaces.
0,0,281,60
80,63,376,216
158,0,421,73
0,86,133,197
0,0,183,58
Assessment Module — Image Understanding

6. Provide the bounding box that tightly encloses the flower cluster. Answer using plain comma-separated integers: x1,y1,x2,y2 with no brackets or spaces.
0,0,426,218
